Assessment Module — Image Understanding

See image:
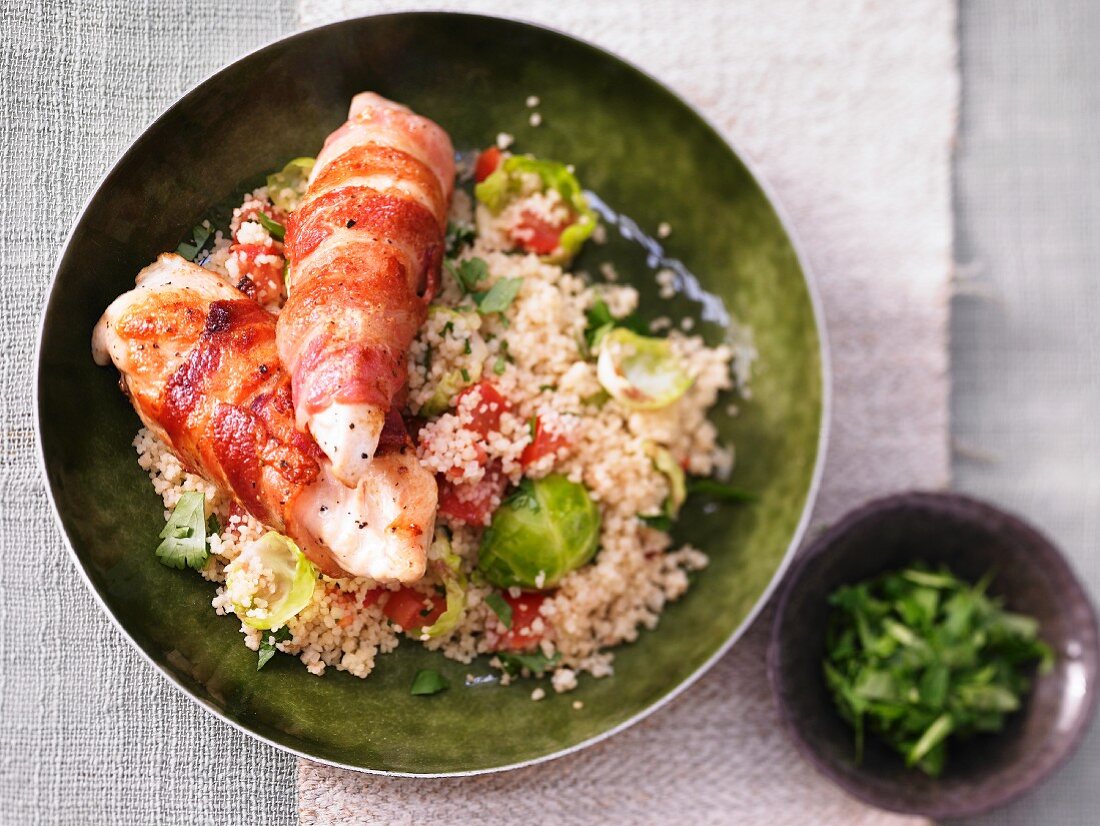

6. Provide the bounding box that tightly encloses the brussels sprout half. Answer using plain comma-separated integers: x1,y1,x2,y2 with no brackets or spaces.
225,531,317,630
477,475,600,590
596,328,693,410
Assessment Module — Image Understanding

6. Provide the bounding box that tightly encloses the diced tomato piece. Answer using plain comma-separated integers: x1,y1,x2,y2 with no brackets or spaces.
437,462,509,525
496,592,548,651
382,587,444,630
229,242,285,308
454,380,512,437
511,210,567,255
520,416,572,468
474,146,503,183
361,588,383,608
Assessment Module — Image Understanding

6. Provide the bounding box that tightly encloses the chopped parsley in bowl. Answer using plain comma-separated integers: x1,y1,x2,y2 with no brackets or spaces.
824,565,1052,777
767,492,1100,818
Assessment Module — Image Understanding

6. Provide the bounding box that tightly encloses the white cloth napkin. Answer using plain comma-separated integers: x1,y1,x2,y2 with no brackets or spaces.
295,1,956,823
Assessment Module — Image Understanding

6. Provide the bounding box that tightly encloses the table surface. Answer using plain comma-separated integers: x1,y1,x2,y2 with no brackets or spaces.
3,1,1097,823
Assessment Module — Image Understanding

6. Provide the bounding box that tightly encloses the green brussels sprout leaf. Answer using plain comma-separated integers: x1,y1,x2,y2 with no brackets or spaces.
596,328,693,410
422,530,468,638
225,531,317,630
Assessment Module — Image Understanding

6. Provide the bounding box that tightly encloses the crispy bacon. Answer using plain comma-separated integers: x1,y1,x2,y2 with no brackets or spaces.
93,255,435,582
277,92,455,488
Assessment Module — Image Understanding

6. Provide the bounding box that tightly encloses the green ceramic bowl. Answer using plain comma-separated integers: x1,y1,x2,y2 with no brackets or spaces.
36,13,827,775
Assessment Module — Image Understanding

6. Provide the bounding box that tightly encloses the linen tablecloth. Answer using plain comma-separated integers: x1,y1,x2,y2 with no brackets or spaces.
295,1,954,823
1,3,297,824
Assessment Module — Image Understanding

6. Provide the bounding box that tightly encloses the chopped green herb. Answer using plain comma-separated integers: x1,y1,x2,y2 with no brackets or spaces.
476,277,523,315
581,390,610,408
175,223,213,262
410,668,451,696
639,513,673,532
493,356,507,375
582,298,650,355
586,298,614,330
206,512,221,537
527,415,538,440
824,564,1053,776
445,221,476,256
485,592,513,629
253,211,286,241
538,384,556,393
154,491,210,570
463,339,472,355
460,368,471,382
686,479,756,503
496,650,562,678
446,257,489,294
257,625,292,671
441,321,454,336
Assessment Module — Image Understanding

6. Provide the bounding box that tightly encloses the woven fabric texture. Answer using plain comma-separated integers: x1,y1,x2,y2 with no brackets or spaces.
294,1,955,823
948,2,1100,824
0,3,296,824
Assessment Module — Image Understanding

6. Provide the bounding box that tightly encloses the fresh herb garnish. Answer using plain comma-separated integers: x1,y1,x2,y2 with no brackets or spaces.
154,491,210,570
686,479,756,503
581,390,610,408
639,513,673,532
445,220,476,256
175,223,213,262
824,564,1053,776
584,299,615,351
493,356,507,375
582,297,649,355
497,650,562,678
446,257,489,294
485,592,513,629
410,668,451,696
257,625,292,671
253,211,286,241
476,277,524,315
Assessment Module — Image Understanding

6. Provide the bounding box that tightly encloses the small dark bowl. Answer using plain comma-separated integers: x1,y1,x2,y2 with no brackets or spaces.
767,492,1100,818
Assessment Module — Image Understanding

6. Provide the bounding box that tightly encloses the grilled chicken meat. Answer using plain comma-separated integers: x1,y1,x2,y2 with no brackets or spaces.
279,92,455,487
92,254,435,582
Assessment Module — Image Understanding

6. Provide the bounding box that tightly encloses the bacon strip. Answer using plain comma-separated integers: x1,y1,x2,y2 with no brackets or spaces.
278,92,455,488
93,254,435,582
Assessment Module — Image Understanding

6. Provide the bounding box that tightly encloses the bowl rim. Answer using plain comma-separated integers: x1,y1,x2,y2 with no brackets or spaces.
34,9,833,777
766,490,1100,817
